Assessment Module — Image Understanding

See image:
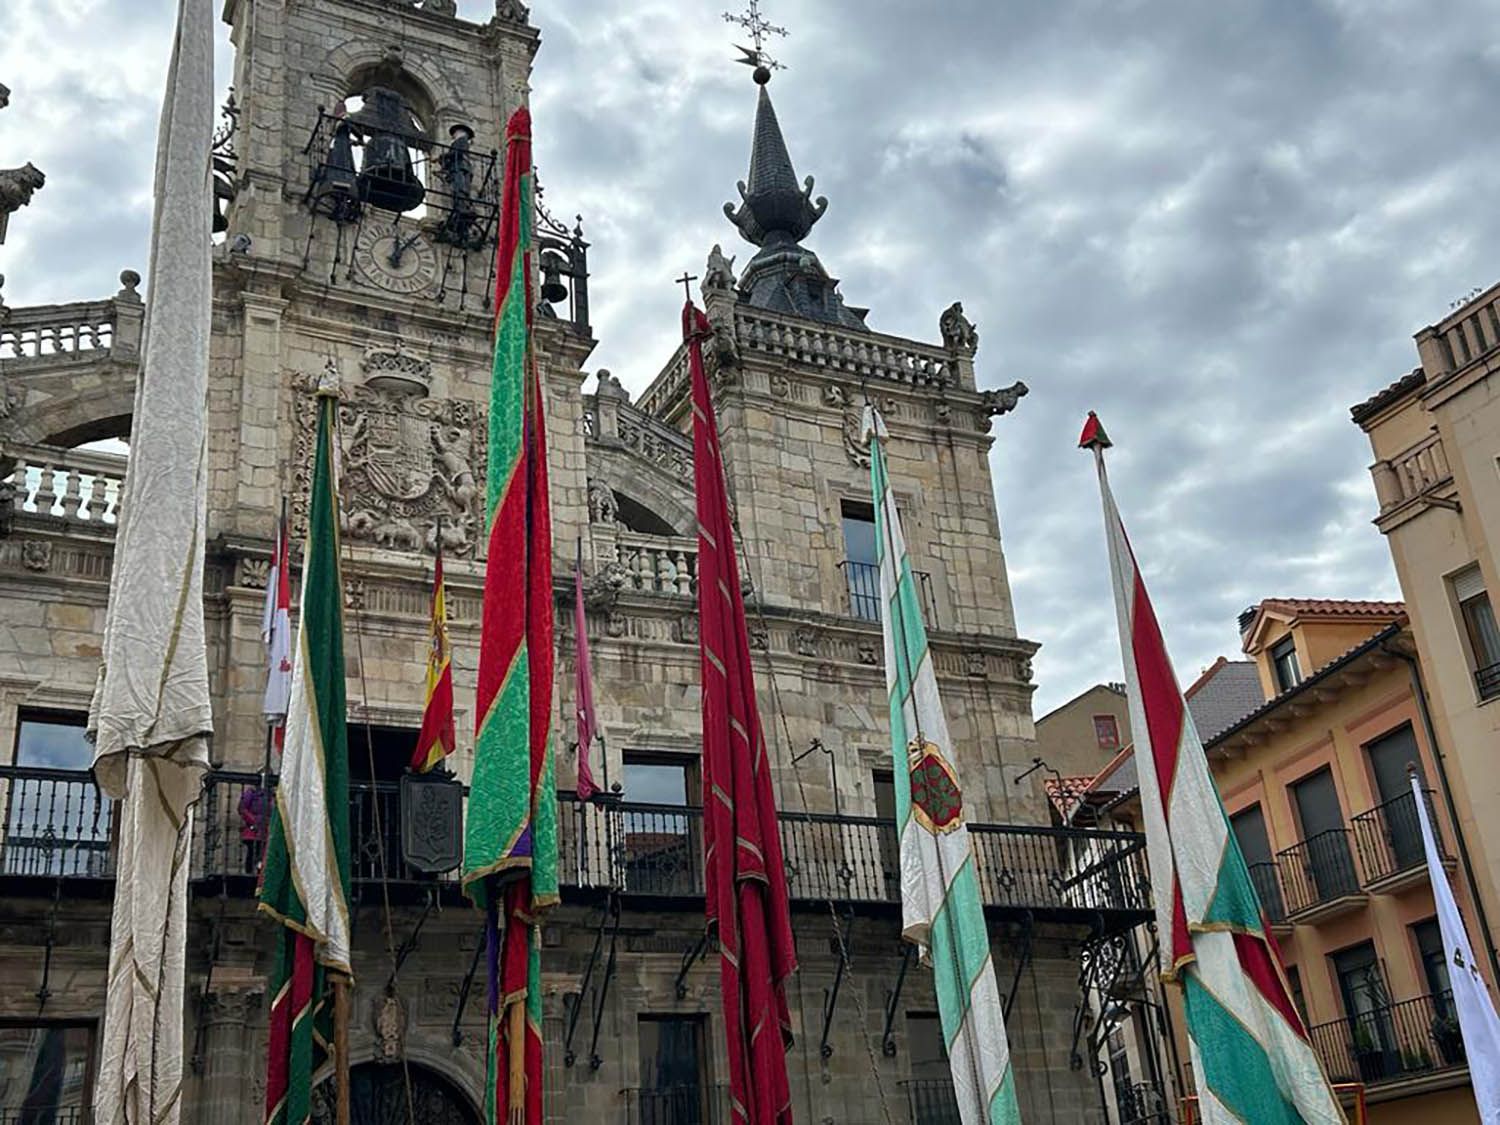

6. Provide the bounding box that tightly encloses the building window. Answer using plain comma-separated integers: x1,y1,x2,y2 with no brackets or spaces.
904,1013,959,1124
621,754,698,896
0,1022,95,1120
1454,566,1500,700
344,724,420,886
1413,919,1454,1017
841,500,880,622
873,769,899,897
636,1015,706,1124
1270,637,1302,693
1093,714,1121,752
1331,942,1396,1061
5,711,111,878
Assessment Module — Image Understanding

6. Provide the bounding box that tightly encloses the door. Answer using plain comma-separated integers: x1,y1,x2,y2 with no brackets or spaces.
1230,804,1285,921
1366,726,1426,870
905,1013,960,1125
1332,943,1396,1079
1291,769,1357,901
622,756,698,895
638,1016,706,1125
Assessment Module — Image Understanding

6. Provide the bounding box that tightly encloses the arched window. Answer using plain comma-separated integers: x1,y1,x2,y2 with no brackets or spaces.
312,1061,478,1125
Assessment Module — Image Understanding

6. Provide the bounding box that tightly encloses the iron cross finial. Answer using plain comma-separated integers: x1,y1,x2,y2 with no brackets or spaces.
723,0,788,78
676,272,700,302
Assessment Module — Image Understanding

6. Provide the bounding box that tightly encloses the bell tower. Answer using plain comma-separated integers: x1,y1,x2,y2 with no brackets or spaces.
207,0,595,761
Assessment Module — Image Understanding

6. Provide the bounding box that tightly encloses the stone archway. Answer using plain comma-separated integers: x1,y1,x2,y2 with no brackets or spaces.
311,1061,479,1125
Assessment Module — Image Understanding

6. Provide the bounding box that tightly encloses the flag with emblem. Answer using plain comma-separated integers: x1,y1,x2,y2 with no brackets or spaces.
866,405,1021,1125
461,105,558,1125
686,299,798,1124
1082,411,1344,1125
410,542,455,773
259,381,353,1125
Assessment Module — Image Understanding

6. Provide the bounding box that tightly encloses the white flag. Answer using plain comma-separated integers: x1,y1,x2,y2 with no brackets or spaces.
87,1,215,1121
1413,775,1500,1122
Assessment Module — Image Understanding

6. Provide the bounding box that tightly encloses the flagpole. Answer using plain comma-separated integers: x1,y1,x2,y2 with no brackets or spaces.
259,497,287,855
333,974,351,1125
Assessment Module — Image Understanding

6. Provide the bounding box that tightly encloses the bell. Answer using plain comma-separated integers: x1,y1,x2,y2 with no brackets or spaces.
352,87,426,214
311,117,361,222
540,250,569,305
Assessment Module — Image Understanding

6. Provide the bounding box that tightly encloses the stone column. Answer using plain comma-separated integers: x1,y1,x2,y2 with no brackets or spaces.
190,985,266,1125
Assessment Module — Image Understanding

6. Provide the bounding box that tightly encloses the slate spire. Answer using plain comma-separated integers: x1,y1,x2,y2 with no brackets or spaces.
724,76,827,248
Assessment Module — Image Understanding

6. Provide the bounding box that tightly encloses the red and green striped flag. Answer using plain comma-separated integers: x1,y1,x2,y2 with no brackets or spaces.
1082,413,1344,1125
462,105,558,1125
259,382,352,1125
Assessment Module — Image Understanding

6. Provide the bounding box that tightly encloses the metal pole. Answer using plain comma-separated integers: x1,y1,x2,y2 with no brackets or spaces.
333,975,351,1125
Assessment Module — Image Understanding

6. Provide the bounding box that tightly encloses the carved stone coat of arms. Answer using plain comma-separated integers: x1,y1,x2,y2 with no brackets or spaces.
291,342,487,557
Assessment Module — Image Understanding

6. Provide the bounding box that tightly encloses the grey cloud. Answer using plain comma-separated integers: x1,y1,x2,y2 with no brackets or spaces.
6,0,1495,714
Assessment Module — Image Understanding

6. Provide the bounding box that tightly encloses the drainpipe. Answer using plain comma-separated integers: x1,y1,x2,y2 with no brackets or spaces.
1381,637,1500,985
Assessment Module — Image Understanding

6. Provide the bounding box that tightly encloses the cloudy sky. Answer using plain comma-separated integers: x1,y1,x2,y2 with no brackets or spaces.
5,0,1499,714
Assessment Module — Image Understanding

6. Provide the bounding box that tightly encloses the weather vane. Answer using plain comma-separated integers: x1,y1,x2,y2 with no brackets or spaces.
723,0,788,81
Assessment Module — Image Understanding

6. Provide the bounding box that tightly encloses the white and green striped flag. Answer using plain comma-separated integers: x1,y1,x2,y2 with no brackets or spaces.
866,406,1022,1125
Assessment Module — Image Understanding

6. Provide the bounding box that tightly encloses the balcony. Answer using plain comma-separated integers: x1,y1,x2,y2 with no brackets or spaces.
1476,661,1500,703
1351,790,1449,893
1247,861,1289,930
0,767,1154,929
839,559,939,629
899,1079,960,1125
1276,829,1366,924
1310,993,1466,1090
622,1085,729,1125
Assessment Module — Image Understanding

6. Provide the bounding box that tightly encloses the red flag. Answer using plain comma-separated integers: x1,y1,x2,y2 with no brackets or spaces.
573,546,599,801
686,301,797,1125
410,545,456,772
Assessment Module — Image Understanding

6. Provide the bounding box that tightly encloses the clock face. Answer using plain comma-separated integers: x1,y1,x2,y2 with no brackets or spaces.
353,226,439,295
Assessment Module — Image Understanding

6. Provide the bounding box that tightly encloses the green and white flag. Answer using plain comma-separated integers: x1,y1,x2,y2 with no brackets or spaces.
866,406,1021,1125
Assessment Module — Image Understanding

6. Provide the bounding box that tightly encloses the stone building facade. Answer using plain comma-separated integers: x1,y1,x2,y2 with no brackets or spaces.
0,2,1153,1122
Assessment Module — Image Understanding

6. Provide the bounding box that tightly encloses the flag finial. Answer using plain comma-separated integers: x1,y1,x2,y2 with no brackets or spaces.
1078,411,1112,451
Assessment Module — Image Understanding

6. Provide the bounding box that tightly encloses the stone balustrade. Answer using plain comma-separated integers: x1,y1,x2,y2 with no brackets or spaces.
613,531,697,596
0,273,143,365
1417,282,1500,379
635,305,965,420
1371,432,1451,511
7,442,127,525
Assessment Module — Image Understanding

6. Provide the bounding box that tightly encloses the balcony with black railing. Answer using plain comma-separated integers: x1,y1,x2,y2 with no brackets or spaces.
0,767,1154,929
899,1079,960,1125
1476,661,1500,702
1247,861,1288,928
623,1085,729,1125
1276,828,1365,923
1351,789,1448,892
839,559,939,629
1310,992,1466,1088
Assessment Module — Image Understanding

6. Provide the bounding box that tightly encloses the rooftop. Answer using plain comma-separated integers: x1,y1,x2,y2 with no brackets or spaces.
1350,368,1424,425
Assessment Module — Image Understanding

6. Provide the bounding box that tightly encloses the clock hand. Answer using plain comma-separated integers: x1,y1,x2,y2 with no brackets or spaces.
386,230,423,269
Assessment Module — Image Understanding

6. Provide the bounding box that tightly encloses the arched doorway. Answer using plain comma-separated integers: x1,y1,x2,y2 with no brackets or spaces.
311,1061,478,1125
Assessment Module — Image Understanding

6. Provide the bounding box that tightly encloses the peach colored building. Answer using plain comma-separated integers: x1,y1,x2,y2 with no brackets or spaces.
1352,283,1500,985
1205,599,1485,1123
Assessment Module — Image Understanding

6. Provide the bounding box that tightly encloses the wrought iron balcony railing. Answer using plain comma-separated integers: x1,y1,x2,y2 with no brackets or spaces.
1309,992,1465,1087
1351,789,1445,887
1476,661,1500,702
1246,861,1287,925
0,767,1153,925
1276,828,1363,917
621,1084,729,1125
839,559,938,628
899,1078,961,1125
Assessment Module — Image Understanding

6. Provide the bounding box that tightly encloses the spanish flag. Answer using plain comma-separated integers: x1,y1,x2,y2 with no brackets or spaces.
410,544,455,773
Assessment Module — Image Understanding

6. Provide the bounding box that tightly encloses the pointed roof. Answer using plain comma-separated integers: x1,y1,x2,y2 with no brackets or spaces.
721,75,866,330
724,82,827,247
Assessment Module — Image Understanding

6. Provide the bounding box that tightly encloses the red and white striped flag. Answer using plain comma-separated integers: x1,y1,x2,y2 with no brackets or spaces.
1082,412,1344,1125
261,512,292,734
